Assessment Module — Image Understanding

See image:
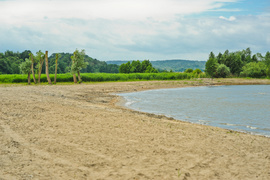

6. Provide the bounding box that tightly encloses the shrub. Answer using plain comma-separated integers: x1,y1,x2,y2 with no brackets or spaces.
193,69,202,75
240,62,267,78
216,64,230,78
184,68,193,73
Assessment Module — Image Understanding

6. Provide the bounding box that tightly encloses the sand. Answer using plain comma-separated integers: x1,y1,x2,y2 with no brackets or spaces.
1,78,270,180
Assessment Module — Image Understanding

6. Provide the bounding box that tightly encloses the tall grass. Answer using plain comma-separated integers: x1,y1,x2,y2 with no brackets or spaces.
0,72,207,84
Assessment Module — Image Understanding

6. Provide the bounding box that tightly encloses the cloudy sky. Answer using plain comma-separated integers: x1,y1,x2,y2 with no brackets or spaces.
0,0,269,61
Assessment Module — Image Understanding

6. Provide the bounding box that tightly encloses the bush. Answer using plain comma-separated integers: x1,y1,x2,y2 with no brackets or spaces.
193,69,202,75
240,62,267,78
184,68,193,73
216,64,230,78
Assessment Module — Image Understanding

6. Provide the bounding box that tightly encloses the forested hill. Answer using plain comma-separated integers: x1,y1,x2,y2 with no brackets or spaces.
1,50,205,74
0,50,119,74
48,53,119,74
106,60,206,72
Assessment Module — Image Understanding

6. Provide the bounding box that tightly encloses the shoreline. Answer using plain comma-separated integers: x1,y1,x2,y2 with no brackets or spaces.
115,84,270,138
1,78,270,179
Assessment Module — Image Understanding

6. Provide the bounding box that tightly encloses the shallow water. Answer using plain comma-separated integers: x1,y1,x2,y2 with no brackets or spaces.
118,85,270,137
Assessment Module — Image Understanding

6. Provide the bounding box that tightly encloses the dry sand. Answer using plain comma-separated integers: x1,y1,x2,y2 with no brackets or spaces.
1,78,270,180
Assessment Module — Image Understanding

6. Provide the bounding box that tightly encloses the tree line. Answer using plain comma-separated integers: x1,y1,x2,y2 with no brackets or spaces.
119,60,158,73
205,48,270,78
0,50,119,75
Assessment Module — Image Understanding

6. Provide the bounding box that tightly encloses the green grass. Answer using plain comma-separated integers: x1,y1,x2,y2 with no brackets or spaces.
0,72,207,84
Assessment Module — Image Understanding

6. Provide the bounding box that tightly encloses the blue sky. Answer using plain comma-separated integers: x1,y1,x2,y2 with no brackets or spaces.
0,0,269,61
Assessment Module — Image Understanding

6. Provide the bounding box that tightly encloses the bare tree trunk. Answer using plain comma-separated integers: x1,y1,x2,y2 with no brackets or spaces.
30,54,37,84
38,57,44,83
73,74,77,83
27,72,31,85
45,51,52,85
77,71,82,83
72,53,77,83
54,54,58,84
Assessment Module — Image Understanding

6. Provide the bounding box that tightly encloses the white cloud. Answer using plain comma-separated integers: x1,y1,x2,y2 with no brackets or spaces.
219,16,236,21
0,0,239,23
0,0,269,61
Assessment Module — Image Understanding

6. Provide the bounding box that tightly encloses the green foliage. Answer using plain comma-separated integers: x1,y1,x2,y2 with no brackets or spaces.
35,50,45,70
205,57,218,78
48,52,118,74
206,48,270,78
184,68,193,73
19,58,32,74
0,58,11,74
265,51,270,66
71,49,88,73
0,50,30,74
119,60,158,73
0,72,206,84
193,69,202,75
216,64,230,78
107,60,206,72
264,51,270,77
240,62,267,78
0,50,119,75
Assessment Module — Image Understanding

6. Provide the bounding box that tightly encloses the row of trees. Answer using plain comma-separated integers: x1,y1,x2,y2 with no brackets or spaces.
205,48,270,78
0,50,119,75
20,51,51,84
119,60,158,73
19,49,89,84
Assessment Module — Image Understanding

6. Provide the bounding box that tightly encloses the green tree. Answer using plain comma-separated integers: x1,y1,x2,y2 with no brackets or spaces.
244,47,252,63
130,60,142,73
216,64,230,78
205,55,218,78
229,53,243,75
240,62,267,78
184,68,193,73
20,58,32,84
264,51,270,77
141,60,152,72
193,69,202,75
20,50,32,60
264,51,270,66
251,54,258,62
119,62,131,73
0,59,10,74
209,52,215,59
216,53,223,64
36,50,45,83
71,49,88,83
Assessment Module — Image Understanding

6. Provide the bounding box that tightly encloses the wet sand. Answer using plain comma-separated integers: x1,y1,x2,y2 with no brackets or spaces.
1,78,270,179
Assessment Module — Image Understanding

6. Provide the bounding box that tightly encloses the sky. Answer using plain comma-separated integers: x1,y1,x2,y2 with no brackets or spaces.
0,0,270,61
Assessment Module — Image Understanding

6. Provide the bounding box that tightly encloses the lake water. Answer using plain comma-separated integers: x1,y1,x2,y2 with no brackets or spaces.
118,85,270,137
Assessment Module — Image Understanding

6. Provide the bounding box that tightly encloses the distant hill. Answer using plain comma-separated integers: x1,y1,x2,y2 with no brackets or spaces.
106,60,206,72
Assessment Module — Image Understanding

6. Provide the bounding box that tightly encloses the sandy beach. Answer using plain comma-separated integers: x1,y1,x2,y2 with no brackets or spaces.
1,78,270,180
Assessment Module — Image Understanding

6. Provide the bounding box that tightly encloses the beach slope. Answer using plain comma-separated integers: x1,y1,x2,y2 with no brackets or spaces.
1,79,270,179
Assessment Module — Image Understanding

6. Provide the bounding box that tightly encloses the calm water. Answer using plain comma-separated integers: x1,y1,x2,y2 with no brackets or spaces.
118,85,270,137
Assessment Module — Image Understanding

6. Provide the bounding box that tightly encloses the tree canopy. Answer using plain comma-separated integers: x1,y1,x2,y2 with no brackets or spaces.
119,60,158,73
0,50,119,74
205,48,270,78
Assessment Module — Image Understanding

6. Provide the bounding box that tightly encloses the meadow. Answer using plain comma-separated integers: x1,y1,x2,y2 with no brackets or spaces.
0,72,207,84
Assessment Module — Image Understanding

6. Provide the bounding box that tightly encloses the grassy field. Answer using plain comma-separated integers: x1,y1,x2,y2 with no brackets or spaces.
0,72,207,84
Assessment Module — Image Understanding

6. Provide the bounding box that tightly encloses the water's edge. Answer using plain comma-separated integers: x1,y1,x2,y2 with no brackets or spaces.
116,85,270,138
